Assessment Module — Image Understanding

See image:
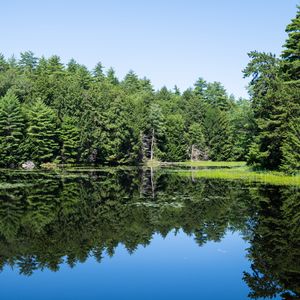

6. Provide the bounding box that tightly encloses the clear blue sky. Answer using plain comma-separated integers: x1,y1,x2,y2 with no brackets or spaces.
1,0,299,98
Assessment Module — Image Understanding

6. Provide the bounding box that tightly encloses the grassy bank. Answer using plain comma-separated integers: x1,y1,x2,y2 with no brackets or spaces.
173,161,246,167
175,166,300,186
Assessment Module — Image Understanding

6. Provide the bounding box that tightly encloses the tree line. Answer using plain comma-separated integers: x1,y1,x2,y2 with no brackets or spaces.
0,53,252,166
0,6,299,172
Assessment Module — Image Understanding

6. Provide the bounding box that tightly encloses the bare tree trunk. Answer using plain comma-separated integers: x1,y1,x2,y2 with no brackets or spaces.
191,166,195,182
150,128,155,160
140,131,144,162
140,168,144,198
150,166,155,198
191,144,194,161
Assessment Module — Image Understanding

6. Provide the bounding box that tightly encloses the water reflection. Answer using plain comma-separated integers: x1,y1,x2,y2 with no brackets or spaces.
0,168,299,299
243,186,300,299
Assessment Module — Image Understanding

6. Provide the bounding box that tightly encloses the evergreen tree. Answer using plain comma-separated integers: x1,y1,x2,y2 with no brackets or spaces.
280,7,300,173
164,114,186,161
93,62,105,81
101,96,140,164
245,7,300,172
180,89,206,127
0,54,9,73
185,123,206,160
66,58,79,73
281,115,300,172
106,67,119,85
230,99,255,161
281,6,300,80
60,116,81,163
122,70,141,93
204,82,231,111
23,100,59,163
0,91,24,167
244,51,283,169
145,103,166,160
19,51,38,71
204,106,233,160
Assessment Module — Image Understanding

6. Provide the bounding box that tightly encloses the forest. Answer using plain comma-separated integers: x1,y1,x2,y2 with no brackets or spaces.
0,7,299,173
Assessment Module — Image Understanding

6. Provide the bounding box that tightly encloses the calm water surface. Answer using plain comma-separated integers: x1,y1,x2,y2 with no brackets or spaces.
0,167,299,299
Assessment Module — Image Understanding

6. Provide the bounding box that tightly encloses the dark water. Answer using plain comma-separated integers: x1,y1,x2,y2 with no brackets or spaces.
0,167,299,300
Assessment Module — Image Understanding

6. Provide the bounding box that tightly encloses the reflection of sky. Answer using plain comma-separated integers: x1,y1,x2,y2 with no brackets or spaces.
1,231,278,300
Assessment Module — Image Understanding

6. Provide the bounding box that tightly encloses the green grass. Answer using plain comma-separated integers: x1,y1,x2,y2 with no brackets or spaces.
176,166,300,186
174,161,246,167
0,182,36,189
145,159,161,168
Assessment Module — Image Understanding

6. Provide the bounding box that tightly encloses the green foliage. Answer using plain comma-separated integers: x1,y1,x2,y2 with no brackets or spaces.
245,7,300,173
204,106,233,160
60,116,81,163
185,122,206,159
164,114,187,161
23,100,59,163
0,91,24,167
19,51,38,71
230,99,255,160
0,47,259,167
281,6,300,80
204,81,232,110
281,112,300,173
186,122,205,150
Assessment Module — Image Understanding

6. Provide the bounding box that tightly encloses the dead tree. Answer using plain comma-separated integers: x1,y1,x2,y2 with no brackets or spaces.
141,129,155,161
190,144,209,161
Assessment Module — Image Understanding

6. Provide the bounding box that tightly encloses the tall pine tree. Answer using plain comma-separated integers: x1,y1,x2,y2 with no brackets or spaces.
0,91,24,167
244,51,284,169
60,116,81,164
280,6,300,173
23,100,59,163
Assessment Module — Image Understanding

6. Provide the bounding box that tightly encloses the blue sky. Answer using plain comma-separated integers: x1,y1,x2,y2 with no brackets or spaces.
1,0,299,98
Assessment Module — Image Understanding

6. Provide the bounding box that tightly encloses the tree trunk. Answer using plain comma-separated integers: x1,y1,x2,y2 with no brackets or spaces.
150,128,155,160
150,166,155,198
191,144,194,161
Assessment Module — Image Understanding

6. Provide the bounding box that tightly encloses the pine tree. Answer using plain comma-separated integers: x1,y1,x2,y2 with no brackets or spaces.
0,53,9,73
23,100,59,163
144,103,166,160
164,114,186,161
204,106,233,161
106,67,119,85
229,99,255,161
281,115,300,172
243,51,284,169
204,81,231,111
281,6,300,80
93,62,105,81
280,7,300,173
122,70,141,93
19,51,38,71
60,116,81,163
0,91,24,167
185,123,206,160
245,7,300,172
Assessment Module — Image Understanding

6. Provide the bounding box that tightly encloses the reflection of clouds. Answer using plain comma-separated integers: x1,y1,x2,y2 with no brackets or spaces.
217,248,227,254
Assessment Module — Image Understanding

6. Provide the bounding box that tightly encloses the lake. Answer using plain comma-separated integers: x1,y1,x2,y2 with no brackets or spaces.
0,167,299,299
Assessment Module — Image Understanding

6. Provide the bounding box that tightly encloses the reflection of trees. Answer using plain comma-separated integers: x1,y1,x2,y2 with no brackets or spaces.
1,168,299,299
0,169,257,276
243,186,300,300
